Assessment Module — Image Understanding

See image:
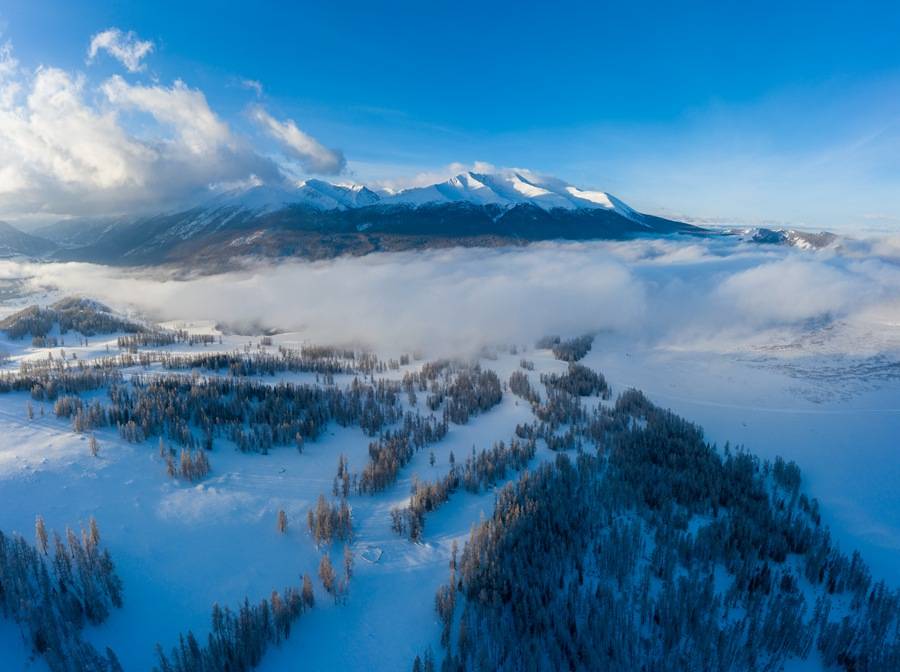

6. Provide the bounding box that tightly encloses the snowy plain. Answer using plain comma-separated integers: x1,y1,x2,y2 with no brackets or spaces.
0,232,898,669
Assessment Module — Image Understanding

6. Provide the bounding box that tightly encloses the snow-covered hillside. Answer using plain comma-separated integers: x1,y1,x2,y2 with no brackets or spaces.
731,227,839,250
1,230,899,671
16,169,688,266
0,313,896,670
207,169,639,217
210,179,381,213
380,170,638,216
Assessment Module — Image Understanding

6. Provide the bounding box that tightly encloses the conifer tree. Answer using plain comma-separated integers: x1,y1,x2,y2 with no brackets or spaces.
344,545,354,581
301,573,315,608
318,554,336,596
35,515,48,554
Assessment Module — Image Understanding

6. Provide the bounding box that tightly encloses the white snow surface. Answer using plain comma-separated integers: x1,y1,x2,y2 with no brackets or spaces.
200,170,637,217
2,232,900,669
0,326,896,670
383,169,636,214
0,331,552,670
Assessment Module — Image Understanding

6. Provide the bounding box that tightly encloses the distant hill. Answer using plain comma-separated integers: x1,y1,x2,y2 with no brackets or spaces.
735,227,838,250
0,221,57,258
32,216,126,249
0,297,147,340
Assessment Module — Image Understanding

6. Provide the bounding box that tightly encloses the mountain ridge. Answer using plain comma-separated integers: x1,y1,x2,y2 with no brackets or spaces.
0,171,710,267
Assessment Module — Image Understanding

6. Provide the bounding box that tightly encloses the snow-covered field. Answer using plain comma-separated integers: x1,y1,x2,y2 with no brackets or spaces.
0,326,561,670
586,333,900,586
1,233,899,670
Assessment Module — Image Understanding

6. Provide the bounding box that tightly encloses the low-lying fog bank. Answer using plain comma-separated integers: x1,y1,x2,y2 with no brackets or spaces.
1,234,898,359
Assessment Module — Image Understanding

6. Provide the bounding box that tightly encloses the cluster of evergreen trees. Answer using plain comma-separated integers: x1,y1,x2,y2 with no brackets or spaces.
307,494,352,545
535,334,594,362
31,335,61,347
358,412,449,493
53,395,107,433
532,387,587,433
157,348,362,377
88,373,407,453
0,366,122,401
432,367,502,424
508,370,541,405
0,518,124,672
512,362,618,450
299,344,403,375
0,298,146,340
428,387,900,671
317,548,354,603
401,360,503,424
154,576,315,672
117,329,218,350
391,437,537,541
540,362,609,398
160,445,212,481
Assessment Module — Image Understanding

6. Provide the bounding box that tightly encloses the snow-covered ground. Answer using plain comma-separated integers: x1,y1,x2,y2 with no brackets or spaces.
1,322,896,669
586,331,900,586
0,328,558,670
1,232,899,669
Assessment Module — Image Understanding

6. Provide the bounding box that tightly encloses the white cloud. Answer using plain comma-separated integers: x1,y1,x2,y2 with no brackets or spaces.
0,40,282,220
87,28,154,73
0,40,16,79
0,67,154,199
5,236,898,359
252,107,345,175
101,75,233,154
371,161,497,192
716,259,862,325
241,79,263,97
0,40,20,108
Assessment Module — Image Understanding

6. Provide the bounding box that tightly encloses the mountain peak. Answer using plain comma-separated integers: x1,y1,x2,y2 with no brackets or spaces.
380,169,634,215
201,169,636,218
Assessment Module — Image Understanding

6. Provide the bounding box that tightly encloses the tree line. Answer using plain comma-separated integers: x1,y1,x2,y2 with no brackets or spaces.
535,334,594,362
391,436,537,541
428,384,900,671
154,576,315,672
0,518,124,672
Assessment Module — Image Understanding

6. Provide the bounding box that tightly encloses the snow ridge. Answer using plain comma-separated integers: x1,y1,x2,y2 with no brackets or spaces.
203,170,639,220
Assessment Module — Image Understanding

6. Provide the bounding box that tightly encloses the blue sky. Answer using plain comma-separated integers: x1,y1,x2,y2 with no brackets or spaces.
2,1,900,230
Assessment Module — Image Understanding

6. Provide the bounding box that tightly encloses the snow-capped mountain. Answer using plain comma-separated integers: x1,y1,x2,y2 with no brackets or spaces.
381,170,638,217
733,227,838,250
16,170,706,267
210,179,381,213
206,170,639,219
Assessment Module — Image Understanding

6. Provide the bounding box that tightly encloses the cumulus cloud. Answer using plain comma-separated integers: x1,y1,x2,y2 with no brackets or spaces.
0,67,154,204
0,40,282,220
252,107,346,175
87,28,154,73
101,75,233,154
0,33,348,220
